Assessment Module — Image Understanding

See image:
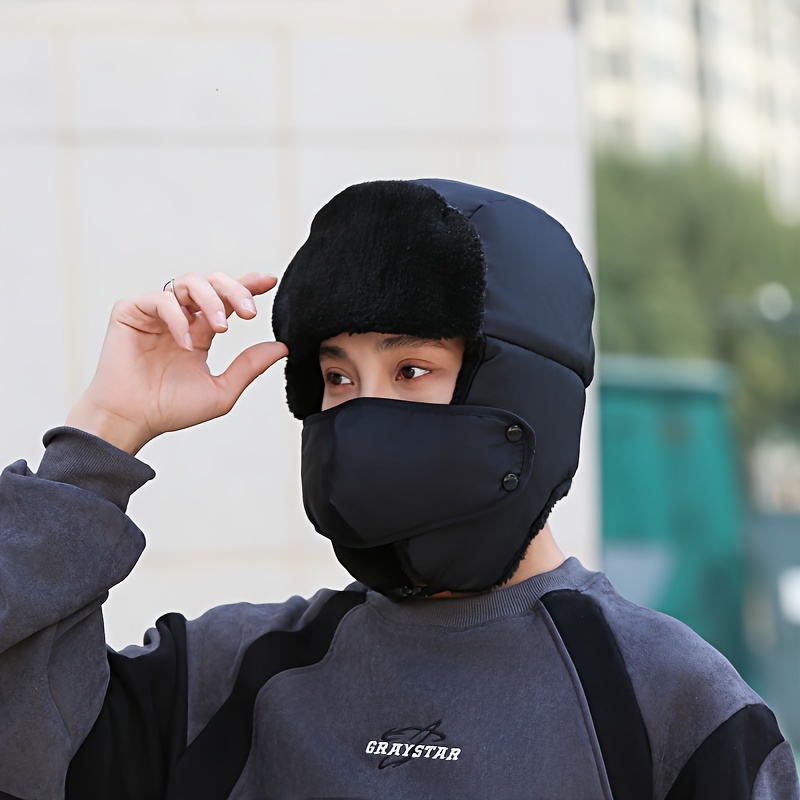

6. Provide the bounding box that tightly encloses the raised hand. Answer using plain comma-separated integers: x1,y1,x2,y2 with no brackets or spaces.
66,272,288,454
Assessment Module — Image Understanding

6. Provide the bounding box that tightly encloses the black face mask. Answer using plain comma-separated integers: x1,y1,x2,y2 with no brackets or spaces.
301,397,536,596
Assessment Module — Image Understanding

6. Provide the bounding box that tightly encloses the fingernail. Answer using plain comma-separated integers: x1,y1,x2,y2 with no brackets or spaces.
215,311,228,329
241,298,257,315
263,272,277,279
184,333,194,351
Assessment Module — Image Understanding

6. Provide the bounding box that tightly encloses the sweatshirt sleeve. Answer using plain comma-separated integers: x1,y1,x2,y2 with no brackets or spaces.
752,741,800,800
0,427,154,800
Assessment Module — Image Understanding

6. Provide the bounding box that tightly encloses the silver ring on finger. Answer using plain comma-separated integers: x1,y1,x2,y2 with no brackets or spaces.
163,278,176,294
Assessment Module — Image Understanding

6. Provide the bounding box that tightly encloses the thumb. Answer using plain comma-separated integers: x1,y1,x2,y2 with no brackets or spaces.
214,341,289,412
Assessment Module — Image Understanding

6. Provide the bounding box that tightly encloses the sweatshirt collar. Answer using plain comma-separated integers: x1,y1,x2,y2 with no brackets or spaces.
365,557,597,627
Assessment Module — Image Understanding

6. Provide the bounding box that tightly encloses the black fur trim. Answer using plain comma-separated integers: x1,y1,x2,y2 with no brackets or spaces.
493,479,573,589
273,180,487,419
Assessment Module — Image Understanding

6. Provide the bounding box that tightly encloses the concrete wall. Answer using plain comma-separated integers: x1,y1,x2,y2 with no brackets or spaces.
0,0,598,648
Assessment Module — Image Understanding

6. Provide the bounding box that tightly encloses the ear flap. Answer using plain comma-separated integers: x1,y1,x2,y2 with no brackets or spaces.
284,358,325,424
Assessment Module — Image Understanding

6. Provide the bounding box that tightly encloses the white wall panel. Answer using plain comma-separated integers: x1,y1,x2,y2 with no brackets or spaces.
0,145,68,465
292,34,495,134
499,30,581,134
71,146,283,286
69,34,280,131
0,34,59,129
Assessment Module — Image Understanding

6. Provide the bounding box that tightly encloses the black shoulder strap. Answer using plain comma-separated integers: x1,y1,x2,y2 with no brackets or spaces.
166,589,366,800
65,590,365,800
664,704,784,800
541,589,653,800
66,611,190,800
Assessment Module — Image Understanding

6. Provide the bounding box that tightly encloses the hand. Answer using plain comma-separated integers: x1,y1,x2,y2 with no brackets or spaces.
66,272,288,454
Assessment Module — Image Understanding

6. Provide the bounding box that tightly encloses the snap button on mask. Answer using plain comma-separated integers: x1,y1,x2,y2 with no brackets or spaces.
502,474,519,491
506,425,523,443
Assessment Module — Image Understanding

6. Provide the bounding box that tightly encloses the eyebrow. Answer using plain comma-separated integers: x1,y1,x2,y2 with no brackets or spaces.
318,336,447,361
377,335,448,352
318,344,348,359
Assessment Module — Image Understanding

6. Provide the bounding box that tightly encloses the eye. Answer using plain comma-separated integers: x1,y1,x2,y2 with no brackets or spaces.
326,371,353,387
398,365,430,381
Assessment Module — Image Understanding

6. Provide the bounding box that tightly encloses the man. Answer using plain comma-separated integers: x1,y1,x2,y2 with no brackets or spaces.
0,179,797,799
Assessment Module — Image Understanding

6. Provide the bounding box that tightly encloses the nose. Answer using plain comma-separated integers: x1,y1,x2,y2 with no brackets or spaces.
355,375,397,401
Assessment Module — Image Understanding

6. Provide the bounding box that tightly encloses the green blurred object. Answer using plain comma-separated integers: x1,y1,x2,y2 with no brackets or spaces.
748,513,800,750
600,354,749,676
594,155,800,447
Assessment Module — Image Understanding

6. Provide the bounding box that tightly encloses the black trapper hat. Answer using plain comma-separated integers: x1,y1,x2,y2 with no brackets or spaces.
273,178,595,591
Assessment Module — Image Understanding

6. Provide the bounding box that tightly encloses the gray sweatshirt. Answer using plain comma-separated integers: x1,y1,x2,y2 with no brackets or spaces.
0,428,798,800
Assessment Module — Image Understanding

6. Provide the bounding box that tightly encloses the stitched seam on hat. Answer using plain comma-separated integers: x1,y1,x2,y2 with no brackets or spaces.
485,332,590,384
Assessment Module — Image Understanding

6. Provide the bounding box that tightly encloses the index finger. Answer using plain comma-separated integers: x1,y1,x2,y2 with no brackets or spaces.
235,273,279,297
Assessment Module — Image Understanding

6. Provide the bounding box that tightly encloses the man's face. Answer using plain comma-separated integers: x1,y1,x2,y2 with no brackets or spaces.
318,332,465,411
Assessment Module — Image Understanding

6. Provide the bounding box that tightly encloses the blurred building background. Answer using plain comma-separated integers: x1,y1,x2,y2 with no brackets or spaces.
582,0,800,220
1,0,798,766
579,0,800,758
